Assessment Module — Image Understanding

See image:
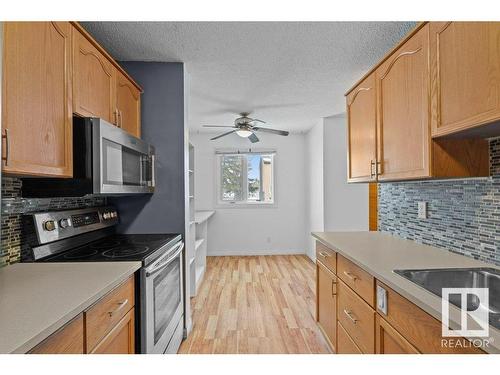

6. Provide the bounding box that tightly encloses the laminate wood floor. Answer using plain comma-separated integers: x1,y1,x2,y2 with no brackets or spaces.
179,255,330,354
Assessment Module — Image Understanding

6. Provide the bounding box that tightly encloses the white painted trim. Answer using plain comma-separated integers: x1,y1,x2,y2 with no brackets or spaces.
208,249,306,256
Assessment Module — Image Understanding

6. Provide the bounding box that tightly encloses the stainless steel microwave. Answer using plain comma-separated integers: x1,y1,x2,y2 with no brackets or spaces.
22,117,155,197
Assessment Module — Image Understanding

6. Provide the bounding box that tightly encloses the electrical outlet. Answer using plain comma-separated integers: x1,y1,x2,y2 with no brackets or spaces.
418,201,427,219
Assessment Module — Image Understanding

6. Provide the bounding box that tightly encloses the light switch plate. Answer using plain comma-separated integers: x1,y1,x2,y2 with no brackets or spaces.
376,285,387,315
418,201,427,219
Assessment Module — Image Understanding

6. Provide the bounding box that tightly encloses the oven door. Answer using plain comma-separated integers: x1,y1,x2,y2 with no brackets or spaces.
141,241,184,354
92,118,155,195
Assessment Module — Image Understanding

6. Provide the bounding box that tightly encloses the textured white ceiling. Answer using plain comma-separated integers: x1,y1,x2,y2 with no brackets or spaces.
82,22,416,132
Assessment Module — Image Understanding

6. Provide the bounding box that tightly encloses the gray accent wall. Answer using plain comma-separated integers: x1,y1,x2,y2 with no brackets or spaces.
111,62,186,236
378,139,500,266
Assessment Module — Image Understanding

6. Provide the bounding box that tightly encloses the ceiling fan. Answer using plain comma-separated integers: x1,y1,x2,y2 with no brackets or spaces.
203,113,289,143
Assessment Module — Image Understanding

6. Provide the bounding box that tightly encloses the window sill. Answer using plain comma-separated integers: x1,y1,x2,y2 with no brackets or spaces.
215,202,277,209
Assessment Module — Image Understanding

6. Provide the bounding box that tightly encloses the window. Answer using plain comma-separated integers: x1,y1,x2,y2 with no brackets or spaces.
217,151,275,205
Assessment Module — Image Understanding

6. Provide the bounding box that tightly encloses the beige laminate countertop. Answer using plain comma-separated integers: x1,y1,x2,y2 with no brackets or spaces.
0,261,141,354
312,231,500,354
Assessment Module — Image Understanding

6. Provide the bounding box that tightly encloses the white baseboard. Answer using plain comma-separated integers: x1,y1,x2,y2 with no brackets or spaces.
207,249,306,256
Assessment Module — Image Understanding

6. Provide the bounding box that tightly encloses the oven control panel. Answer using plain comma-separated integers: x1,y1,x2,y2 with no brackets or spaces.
31,206,119,245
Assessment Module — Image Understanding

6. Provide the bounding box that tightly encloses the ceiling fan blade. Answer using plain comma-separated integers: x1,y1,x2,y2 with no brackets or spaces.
248,133,260,143
249,118,266,124
210,130,237,141
203,125,236,128
253,127,289,136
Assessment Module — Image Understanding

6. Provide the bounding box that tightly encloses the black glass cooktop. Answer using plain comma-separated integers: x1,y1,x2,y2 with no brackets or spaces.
41,234,181,264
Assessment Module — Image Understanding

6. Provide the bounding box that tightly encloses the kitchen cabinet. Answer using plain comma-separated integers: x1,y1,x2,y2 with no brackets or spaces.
29,314,84,354
115,69,141,137
72,27,116,124
2,22,73,177
316,260,337,351
346,74,377,182
90,309,135,354
315,240,486,354
376,24,430,181
375,315,419,354
430,22,500,137
345,22,490,182
28,276,135,354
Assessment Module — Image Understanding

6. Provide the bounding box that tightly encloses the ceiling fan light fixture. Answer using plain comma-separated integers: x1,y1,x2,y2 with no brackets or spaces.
235,129,252,138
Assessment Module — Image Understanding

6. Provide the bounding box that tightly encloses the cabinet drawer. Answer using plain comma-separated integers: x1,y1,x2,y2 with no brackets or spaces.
337,321,362,354
338,254,374,306
338,280,375,353
85,276,135,352
90,308,135,354
316,242,337,273
376,281,483,354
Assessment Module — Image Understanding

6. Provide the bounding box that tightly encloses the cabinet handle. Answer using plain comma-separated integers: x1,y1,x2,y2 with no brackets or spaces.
319,251,331,258
376,160,382,175
107,299,129,317
2,129,9,166
370,160,376,178
343,309,358,324
113,109,119,126
343,271,358,282
119,110,123,128
331,280,337,296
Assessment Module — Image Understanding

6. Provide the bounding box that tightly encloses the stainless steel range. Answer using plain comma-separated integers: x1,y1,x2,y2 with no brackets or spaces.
22,206,184,354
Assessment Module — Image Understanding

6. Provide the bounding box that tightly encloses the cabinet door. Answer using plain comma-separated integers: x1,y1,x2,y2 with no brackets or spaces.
2,22,72,177
346,74,377,182
430,22,500,136
90,309,135,354
375,315,419,354
376,24,430,181
116,70,141,137
72,28,116,124
29,314,84,354
316,261,337,351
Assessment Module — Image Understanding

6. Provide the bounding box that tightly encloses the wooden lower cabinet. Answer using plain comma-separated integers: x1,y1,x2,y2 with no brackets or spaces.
337,322,362,354
28,276,136,354
316,261,337,351
375,315,419,354
90,309,135,354
29,314,84,354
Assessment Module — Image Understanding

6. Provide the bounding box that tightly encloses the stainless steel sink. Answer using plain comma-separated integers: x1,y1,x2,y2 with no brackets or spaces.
394,268,500,329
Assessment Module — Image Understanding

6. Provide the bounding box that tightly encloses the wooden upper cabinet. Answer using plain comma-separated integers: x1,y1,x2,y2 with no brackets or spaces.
430,22,500,137
116,70,141,137
376,24,430,181
2,22,73,177
72,27,116,124
346,73,377,182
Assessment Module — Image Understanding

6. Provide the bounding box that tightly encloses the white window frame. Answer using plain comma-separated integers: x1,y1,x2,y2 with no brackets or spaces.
215,149,277,208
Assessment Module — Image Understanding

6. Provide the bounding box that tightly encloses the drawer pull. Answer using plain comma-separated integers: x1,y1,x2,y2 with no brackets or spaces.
343,271,358,281
343,309,358,324
108,299,129,317
319,251,331,258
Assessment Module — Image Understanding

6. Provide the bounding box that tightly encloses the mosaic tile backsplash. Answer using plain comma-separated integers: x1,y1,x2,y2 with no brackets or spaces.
378,138,500,266
1,177,105,267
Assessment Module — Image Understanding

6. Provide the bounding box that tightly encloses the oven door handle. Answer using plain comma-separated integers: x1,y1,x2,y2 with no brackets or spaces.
145,242,184,277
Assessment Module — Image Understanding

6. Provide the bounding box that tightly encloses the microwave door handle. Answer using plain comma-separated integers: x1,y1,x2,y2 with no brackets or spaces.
150,154,156,187
145,242,184,277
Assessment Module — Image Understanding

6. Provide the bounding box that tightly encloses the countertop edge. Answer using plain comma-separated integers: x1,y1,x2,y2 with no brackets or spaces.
311,232,500,354
9,262,141,354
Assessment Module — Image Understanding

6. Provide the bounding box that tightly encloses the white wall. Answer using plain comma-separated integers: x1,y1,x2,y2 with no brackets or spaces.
189,132,307,256
305,120,324,260
323,115,368,231
304,114,368,261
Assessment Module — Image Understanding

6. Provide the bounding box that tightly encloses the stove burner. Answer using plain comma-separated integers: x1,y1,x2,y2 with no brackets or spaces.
64,248,99,260
102,245,150,258
90,240,122,250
